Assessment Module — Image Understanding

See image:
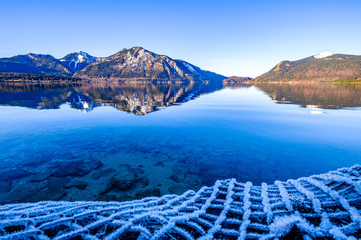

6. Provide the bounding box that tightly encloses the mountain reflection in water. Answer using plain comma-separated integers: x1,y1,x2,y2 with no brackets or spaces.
1,81,361,114
0,81,226,115
255,81,361,110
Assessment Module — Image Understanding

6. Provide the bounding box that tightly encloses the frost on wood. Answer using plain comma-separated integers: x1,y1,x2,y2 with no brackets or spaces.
1,165,361,239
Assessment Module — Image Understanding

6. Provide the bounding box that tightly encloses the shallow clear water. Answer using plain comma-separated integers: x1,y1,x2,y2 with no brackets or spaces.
0,82,361,203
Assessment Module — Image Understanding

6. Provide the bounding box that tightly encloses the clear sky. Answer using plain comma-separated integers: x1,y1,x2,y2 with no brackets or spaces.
1,0,361,77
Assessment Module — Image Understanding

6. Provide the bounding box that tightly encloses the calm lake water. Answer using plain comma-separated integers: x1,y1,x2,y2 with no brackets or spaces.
0,81,361,203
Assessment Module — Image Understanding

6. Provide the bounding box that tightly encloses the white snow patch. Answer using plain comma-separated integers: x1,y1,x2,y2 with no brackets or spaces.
314,52,333,59
183,62,199,75
77,54,85,62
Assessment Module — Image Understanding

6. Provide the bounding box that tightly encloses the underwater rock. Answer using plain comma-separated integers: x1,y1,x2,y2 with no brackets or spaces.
184,177,200,188
135,188,160,198
0,181,12,193
22,158,50,168
170,174,180,183
6,177,70,203
170,172,186,183
132,167,144,176
187,166,200,175
170,166,187,183
47,177,70,191
0,168,32,181
65,180,88,190
51,160,103,177
110,171,137,190
138,176,150,187
168,184,189,195
96,194,118,201
26,177,70,202
154,161,165,167
7,181,48,202
29,189,67,202
29,171,52,182
91,168,116,180
105,165,146,192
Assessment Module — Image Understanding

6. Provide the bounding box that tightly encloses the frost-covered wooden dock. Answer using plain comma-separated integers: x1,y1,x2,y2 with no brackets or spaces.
1,165,361,239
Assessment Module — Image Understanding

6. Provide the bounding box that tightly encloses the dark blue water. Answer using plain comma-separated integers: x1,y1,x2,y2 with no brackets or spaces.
0,82,361,203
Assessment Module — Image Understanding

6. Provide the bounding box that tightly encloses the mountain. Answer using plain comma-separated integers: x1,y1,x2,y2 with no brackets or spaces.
255,52,361,82
0,47,225,82
60,51,99,72
74,47,225,82
0,53,73,76
223,76,252,83
0,52,98,77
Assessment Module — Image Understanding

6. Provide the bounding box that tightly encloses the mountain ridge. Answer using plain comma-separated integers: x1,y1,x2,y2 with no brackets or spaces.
60,51,99,72
75,47,225,82
254,53,361,82
0,53,74,76
0,47,226,82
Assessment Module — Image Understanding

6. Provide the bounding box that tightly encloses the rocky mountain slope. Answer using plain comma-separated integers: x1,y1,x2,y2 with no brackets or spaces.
0,52,98,77
60,51,99,72
0,47,225,82
75,47,225,82
255,52,361,82
0,54,74,76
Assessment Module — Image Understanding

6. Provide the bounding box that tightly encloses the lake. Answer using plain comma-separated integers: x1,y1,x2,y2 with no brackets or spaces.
0,81,361,203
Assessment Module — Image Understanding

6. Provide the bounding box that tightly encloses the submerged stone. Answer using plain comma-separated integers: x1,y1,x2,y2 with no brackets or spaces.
26,177,69,202
135,188,160,198
0,169,32,181
65,180,88,190
132,167,144,176
7,181,48,202
105,165,146,192
96,194,118,201
28,189,67,202
110,172,137,190
51,160,103,177
168,184,189,195
170,172,186,183
29,172,52,182
0,181,12,193
47,177,71,191
154,161,165,167
138,176,150,187
91,168,116,180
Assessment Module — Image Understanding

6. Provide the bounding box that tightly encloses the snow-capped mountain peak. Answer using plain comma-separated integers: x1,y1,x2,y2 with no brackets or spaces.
314,52,333,59
60,51,99,72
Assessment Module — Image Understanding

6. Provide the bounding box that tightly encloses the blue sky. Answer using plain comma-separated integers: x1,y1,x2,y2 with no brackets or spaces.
1,0,361,77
